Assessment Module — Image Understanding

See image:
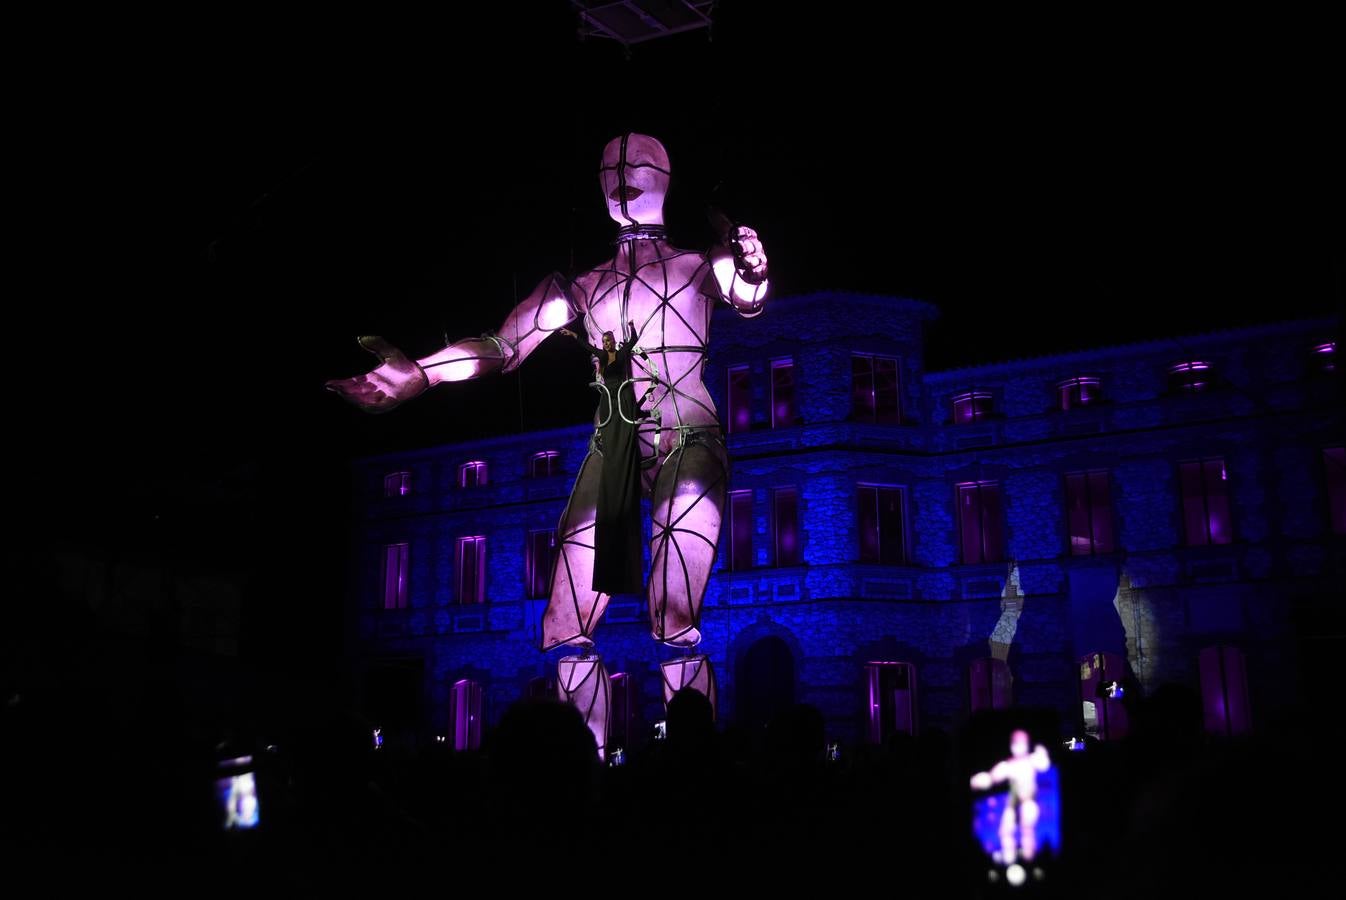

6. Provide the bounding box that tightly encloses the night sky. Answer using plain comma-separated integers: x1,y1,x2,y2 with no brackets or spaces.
19,4,1342,675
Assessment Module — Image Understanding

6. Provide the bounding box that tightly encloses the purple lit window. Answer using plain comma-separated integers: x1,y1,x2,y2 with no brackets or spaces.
527,529,557,599
1179,459,1232,546
1168,360,1212,393
457,536,486,604
382,542,409,610
1065,470,1115,555
969,658,1012,713
458,461,488,488
449,679,482,751
1313,341,1336,373
773,487,800,566
1325,448,1346,535
728,490,753,571
384,471,412,497
1058,376,1102,410
866,661,918,743
852,354,901,424
1199,645,1252,737
529,451,560,479
770,359,798,428
727,365,752,434
610,672,635,752
858,485,906,564
952,391,993,424
957,481,1004,564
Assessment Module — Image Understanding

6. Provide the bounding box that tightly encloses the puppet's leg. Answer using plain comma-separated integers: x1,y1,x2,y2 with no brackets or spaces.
557,654,611,761
541,444,610,650
647,434,728,647
660,655,718,720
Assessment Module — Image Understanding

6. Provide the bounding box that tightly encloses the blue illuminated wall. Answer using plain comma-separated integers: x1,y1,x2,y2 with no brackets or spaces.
351,293,1343,746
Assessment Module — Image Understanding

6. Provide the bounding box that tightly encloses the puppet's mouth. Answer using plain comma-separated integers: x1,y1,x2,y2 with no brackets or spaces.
610,186,643,202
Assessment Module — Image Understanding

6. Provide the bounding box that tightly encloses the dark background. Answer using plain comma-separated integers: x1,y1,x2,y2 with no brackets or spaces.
11,2,1342,700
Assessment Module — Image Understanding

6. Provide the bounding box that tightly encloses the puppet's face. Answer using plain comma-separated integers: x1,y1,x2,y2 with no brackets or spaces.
1010,730,1030,758
600,133,670,226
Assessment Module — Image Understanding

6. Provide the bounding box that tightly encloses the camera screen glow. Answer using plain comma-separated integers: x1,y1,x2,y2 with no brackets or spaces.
970,729,1060,866
217,772,260,831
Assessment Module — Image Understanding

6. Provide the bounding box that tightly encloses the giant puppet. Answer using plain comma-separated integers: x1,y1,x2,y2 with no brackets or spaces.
327,134,768,756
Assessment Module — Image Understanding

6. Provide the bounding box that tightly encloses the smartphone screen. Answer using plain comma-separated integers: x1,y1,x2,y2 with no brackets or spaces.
964,711,1062,891
216,755,261,831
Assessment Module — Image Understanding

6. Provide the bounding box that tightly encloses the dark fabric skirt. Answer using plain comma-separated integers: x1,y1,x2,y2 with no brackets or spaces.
592,367,644,595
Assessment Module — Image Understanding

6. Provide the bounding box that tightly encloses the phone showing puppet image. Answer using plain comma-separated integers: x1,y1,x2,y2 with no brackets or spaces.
215,755,261,832
962,710,1062,895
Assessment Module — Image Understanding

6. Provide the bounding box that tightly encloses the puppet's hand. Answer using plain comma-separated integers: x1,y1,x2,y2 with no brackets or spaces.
729,225,767,284
325,336,429,413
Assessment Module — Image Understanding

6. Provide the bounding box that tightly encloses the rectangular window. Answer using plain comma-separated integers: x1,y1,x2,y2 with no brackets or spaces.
1058,377,1102,410
449,679,482,751
957,481,1004,564
1169,361,1212,393
953,391,993,424
382,542,409,610
530,452,560,479
1065,470,1116,555
866,662,918,743
770,359,798,429
457,536,486,604
852,354,900,423
458,461,488,488
858,485,906,564
727,365,752,434
384,471,412,497
1180,459,1232,546
527,530,557,599
728,490,753,571
773,487,800,566
1313,341,1336,374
